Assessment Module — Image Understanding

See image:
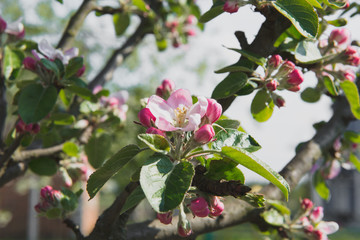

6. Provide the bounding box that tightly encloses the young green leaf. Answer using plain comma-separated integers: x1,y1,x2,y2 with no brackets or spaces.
344,131,360,143
272,0,319,39
340,80,360,119
29,157,58,176
221,146,290,200
211,72,248,99
3,46,24,79
85,133,112,169
227,48,267,67
67,85,97,103
295,40,324,64
18,84,58,123
63,142,79,157
65,57,83,78
138,134,171,154
213,119,241,132
48,113,75,125
251,89,274,122
140,155,194,213
199,1,224,23
113,12,130,36
40,58,60,78
349,153,360,172
261,208,286,226
301,87,321,103
314,170,330,200
120,186,145,214
323,76,338,96
87,145,143,199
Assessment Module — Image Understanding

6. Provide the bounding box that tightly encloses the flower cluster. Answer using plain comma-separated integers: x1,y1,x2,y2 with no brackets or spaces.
15,117,40,135
298,199,339,240
165,14,198,48
23,39,85,86
157,196,225,237
34,186,64,217
0,16,25,39
316,28,359,83
59,155,90,187
139,79,222,147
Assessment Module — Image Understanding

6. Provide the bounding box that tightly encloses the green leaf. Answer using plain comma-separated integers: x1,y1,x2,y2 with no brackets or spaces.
215,64,253,74
67,85,97,102
323,76,338,96
221,146,290,200
60,188,79,212
314,170,330,200
65,57,83,78
3,46,24,80
301,87,321,103
261,208,285,226
120,186,145,214
46,208,62,219
212,129,261,153
85,134,112,169
140,155,194,213
344,131,360,143
306,0,322,9
272,0,319,39
132,0,149,11
48,113,75,125
327,18,347,27
40,58,60,78
340,80,360,119
267,200,291,215
251,89,274,122
18,84,58,123
55,0,63,4
349,153,360,172
113,12,130,36
80,101,100,113
63,142,79,157
29,157,57,176
323,0,347,8
295,40,323,64
240,193,266,207
227,48,267,67
87,145,143,199
211,72,248,99
205,159,245,183
199,2,224,23
213,119,241,132
138,134,170,154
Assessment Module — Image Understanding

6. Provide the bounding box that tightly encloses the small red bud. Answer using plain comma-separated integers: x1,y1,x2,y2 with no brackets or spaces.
138,108,156,128
194,124,215,144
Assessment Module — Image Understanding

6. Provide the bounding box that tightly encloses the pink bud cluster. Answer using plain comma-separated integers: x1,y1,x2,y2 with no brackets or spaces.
298,199,339,240
138,79,222,145
0,16,25,38
34,186,63,214
15,118,40,135
165,15,198,48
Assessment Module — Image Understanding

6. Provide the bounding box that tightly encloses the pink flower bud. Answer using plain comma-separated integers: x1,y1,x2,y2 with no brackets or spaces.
76,65,86,77
329,28,350,46
186,15,197,25
146,127,166,137
156,85,164,97
23,57,37,71
274,95,286,108
186,29,196,37
138,108,156,128
40,186,54,201
210,196,224,217
310,206,324,223
223,1,239,13
266,79,279,91
34,201,51,213
332,137,341,151
312,230,324,240
15,119,26,134
5,18,25,39
0,17,7,33
162,79,175,93
301,198,314,211
92,85,103,95
157,212,172,225
206,99,222,123
343,69,356,82
178,224,192,237
344,46,360,66
287,84,301,92
277,60,295,77
268,55,283,68
106,97,119,107
194,124,215,144
31,123,40,134
189,197,210,218
287,69,304,86
344,0,350,8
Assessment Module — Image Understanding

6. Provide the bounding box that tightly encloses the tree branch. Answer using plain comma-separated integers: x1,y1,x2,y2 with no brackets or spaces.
0,160,28,187
125,95,356,239
88,19,151,90
63,218,84,240
11,143,64,162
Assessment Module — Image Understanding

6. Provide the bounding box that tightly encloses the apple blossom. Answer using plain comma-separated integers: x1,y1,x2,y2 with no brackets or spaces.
310,206,324,223
329,28,350,46
146,89,208,132
287,69,304,86
189,197,210,217
35,39,79,65
276,60,296,78
205,99,222,124
194,124,215,144
186,15,197,25
301,198,314,211
343,69,356,82
5,18,25,38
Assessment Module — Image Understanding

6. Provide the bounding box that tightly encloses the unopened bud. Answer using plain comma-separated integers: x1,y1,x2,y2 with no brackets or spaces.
268,55,283,68
186,15,197,25
329,28,350,46
301,198,314,211
223,1,240,13
276,60,295,77
76,65,86,77
0,17,7,33
23,57,37,71
274,95,286,108
186,29,196,37
210,196,224,217
157,212,172,224
194,124,215,144
344,46,360,66
266,79,279,91
146,127,166,137
40,186,54,201
287,69,304,86
138,108,156,128
178,224,192,237
156,79,175,99
189,197,210,218
206,99,222,123
287,84,301,92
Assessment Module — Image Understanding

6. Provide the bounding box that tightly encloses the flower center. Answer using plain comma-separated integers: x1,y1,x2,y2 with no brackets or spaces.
174,105,188,127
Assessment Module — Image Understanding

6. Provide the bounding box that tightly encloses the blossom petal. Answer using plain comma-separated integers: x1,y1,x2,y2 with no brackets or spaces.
182,113,201,131
317,221,339,235
167,89,192,109
187,96,208,118
64,47,79,59
157,116,178,131
147,95,174,122
38,39,56,59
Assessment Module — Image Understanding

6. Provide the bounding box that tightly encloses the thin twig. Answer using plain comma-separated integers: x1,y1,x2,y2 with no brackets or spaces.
63,218,84,240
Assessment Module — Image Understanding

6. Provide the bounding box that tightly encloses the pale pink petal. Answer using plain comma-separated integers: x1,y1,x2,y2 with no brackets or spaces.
156,116,178,131
182,114,201,131
38,39,56,59
187,96,208,118
147,95,174,122
327,161,341,180
64,47,79,59
167,89,193,109
317,221,339,235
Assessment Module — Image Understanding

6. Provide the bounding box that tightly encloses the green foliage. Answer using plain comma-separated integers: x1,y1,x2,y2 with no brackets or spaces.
301,87,322,103
3,46,24,80
18,84,58,123
29,157,58,176
344,131,360,143
48,113,75,125
138,134,170,154
65,57,83,79
205,158,245,183
340,80,360,119
323,76,339,96
113,13,131,36
62,142,79,157
85,133,112,169
199,1,224,23
313,170,330,200
251,89,274,122
212,72,248,99
87,145,143,199
349,154,360,173
272,0,319,38
140,154,194,213
261,208,285,226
